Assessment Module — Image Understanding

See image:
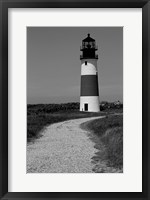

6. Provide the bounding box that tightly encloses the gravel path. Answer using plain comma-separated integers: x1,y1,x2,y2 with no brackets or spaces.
27,116,103,173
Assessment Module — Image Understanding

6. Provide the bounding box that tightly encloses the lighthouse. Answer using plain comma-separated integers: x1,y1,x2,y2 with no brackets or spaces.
80,34,100,112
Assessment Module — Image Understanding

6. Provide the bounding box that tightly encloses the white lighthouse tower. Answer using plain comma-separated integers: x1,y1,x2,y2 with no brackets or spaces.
80,34,100,112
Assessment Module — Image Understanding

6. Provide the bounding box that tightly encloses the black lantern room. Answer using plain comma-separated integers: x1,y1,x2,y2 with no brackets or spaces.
80,34,98,60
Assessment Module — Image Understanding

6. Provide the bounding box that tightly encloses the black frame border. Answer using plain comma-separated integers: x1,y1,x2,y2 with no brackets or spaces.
0,0,150,200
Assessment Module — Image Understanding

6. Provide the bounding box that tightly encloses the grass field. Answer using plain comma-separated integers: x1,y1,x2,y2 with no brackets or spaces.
27,104,106,142
27,103,123,142
81,114,123,171
27,103,123,172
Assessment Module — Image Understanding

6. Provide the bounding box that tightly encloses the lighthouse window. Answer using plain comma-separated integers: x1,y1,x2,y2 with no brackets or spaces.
85,61,87,65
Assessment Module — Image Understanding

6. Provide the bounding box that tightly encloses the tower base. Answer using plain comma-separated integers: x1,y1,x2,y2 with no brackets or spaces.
80,96,100,112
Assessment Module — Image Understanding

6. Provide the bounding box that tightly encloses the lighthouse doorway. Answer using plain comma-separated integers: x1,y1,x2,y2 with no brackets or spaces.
84,103,88,111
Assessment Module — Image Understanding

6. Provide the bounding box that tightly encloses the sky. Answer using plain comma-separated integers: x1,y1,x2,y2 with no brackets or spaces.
27,27,123,104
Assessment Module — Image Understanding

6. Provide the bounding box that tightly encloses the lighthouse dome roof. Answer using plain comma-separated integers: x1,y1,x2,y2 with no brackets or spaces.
83,34,95,42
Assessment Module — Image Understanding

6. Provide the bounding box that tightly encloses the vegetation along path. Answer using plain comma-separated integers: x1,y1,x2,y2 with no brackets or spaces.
27,116,104,173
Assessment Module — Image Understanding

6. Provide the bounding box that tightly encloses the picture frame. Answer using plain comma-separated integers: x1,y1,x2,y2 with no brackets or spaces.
0,0,150,199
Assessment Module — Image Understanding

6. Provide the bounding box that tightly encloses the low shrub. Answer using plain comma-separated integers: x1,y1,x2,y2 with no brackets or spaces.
81,115,123,169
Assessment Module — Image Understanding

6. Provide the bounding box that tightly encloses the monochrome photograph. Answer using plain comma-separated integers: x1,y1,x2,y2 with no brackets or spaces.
27,27,123,173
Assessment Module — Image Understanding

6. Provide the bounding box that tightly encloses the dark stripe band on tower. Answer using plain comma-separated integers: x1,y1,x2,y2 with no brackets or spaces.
80,75,99,96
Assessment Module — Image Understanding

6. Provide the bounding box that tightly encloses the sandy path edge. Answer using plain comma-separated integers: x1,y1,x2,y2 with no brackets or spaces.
27,116,104,173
